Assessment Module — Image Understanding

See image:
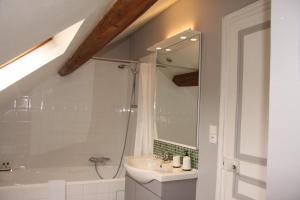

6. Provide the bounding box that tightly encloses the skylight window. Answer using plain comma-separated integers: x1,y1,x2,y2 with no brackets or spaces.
0,19,84,91
0,38,53,69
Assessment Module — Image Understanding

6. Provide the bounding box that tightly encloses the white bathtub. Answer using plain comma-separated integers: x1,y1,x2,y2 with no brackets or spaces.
0,165,125,200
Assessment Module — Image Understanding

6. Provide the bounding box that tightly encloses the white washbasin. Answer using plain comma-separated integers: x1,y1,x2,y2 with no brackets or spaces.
124,155,197,183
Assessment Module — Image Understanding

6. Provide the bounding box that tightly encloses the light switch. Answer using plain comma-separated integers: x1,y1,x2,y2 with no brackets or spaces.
209,125,218,144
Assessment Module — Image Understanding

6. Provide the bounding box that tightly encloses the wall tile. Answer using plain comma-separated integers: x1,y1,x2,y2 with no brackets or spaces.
0,60,136,169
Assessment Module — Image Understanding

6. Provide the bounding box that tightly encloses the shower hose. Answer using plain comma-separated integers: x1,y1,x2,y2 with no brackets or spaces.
93,65,137,179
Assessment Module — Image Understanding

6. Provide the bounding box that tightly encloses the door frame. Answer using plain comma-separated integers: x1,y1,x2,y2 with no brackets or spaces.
215,1,271,199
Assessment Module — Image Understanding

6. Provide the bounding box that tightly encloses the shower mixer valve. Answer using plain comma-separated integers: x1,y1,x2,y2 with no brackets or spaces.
0,161,12,172
89,157,110,164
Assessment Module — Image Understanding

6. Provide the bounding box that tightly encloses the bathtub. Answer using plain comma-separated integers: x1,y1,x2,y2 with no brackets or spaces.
0,165,125,200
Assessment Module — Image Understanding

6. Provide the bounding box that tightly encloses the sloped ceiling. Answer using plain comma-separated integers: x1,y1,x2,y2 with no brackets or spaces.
0,0,115,65
0,0,177,105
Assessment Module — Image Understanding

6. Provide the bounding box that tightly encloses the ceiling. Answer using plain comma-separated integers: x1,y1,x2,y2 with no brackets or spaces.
0,0,114,65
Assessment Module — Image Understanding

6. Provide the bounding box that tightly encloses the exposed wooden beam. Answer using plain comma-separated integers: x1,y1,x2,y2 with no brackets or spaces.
58,0,158,76
172,71,199,87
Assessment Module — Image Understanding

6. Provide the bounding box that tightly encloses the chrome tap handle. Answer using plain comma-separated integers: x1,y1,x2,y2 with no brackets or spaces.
162,152,172,161
89,156,110,163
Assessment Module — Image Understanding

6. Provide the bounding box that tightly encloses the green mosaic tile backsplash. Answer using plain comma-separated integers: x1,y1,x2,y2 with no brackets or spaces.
153,139,199,169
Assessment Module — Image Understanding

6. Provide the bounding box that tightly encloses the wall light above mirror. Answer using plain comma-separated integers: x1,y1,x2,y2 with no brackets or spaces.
148,29,201,149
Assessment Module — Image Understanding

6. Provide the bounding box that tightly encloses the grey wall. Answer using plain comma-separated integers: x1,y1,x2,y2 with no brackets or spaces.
128,0,256,199
267,0,300,199
95,38,131,60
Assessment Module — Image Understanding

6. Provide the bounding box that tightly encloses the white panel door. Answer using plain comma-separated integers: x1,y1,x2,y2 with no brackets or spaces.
216,1,270,200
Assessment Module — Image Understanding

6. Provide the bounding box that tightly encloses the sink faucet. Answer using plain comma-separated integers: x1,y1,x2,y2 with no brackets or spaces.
162,152,172,162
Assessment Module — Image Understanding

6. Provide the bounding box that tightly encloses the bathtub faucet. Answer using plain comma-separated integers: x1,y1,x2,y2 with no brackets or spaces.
89,156,110,164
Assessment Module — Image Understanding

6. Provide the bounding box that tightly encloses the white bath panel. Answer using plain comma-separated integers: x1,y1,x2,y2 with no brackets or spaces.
82,194,99,200
0,184,48,200
67,183,84,197
116,190,125,200
83,183,100,195
68,197,83,200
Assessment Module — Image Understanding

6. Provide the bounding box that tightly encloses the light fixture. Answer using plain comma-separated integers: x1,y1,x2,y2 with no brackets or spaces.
165,48,172,52
190,38,197,41
156,47,162,50
166,27,194,38
180,36,187,40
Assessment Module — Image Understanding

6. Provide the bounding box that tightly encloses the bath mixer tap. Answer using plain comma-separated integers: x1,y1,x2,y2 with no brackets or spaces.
89,157,110,164
0,161,12,172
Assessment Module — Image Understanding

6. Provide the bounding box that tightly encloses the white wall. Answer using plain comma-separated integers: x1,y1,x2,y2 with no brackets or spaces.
267,0,300,199
0,60,136,169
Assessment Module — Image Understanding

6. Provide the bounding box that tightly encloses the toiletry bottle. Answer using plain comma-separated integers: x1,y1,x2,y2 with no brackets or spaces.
172,155,181,168
182,151,192,171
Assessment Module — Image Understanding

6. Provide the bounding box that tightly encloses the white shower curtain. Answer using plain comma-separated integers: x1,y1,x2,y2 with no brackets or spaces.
134,54,157,156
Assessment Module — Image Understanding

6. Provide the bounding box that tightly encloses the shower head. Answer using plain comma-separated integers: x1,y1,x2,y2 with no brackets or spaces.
118,64,138,74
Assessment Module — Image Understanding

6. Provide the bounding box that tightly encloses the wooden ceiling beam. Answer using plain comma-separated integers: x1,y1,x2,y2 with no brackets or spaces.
58,0,158,76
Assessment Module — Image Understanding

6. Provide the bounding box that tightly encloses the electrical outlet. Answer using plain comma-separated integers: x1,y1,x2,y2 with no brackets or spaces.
209,125,218,144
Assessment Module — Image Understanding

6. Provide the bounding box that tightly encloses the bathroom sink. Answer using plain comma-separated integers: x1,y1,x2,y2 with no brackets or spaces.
124,155,197,183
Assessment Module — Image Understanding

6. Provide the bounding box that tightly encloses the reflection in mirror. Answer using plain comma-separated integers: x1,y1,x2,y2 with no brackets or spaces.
150,30,201,148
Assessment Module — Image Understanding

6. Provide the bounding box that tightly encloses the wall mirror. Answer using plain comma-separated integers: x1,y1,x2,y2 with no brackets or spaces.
148,29,201,148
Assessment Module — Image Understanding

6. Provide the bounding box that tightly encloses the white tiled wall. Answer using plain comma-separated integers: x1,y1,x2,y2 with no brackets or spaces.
0,60,137,169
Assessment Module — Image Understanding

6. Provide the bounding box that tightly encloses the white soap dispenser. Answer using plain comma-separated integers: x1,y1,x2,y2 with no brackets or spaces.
182,151,192,171
172,155,181,168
